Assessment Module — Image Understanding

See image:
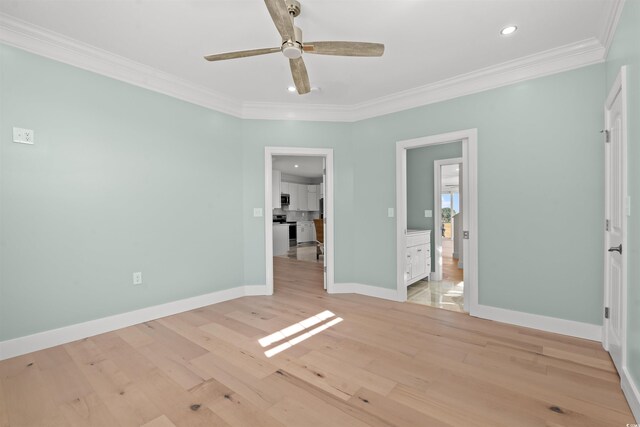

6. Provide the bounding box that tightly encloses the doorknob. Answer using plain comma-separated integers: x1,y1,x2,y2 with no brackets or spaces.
608,244,622,254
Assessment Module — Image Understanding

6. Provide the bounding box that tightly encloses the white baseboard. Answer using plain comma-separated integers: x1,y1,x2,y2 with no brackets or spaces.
0,285,262,361
622,366,640,423
472,304,602,341
330,282,400,302
244,284,269,296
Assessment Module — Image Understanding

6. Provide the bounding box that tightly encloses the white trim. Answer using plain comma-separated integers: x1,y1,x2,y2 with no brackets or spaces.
348,39,605,122
244,285,270,296
433,157,463,282
0,13,243,118
0,12,611,122
330,283,400,302
601,0,626,56
396,129,478,316
602,67,628,374
621,367,640,423
473,304,602,342
242,102,353,123
0,285,264,361
264,147,335,295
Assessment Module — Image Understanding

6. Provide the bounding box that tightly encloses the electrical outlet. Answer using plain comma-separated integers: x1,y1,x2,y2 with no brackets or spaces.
424,210,433,218
13,127,34,145
253,208,263,217
388,208,395,218
133,272,143,285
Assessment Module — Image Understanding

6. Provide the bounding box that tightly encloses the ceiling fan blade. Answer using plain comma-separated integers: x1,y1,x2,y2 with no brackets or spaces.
303,41,384,57
264,0,296,41
204,47,281,62
289,57,310,94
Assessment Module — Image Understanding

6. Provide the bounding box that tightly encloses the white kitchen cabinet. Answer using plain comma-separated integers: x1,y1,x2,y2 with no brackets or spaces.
307,185,319,211
296,221,314,243
272,170,281,209
273,224,289,256
297,184,308,211
404,230,431,286
281,181,289,195
289,183,298,210
320,182,324,197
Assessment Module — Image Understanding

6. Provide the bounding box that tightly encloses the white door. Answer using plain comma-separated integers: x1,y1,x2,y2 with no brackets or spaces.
604,68,627,373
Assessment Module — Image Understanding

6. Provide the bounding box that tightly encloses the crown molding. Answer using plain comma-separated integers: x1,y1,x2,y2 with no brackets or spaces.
242,100,355,122
0,12,610,123
0,13,243,118
601,0,626,56
346,38,605,122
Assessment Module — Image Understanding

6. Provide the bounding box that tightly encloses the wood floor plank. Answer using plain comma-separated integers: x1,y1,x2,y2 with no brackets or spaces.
0,379,9,427
64,338,164,427
348,387,452,427
0,256,634,426
141,414,177,427
58,392,122,427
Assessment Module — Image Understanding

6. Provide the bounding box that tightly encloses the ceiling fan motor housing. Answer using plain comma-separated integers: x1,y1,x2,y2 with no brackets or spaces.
282,26,303,58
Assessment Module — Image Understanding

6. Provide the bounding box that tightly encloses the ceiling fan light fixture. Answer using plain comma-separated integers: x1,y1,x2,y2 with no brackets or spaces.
282,42,303,59
500,25,517,36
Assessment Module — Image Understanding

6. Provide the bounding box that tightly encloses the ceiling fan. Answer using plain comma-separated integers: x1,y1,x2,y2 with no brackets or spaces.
203,0,385,95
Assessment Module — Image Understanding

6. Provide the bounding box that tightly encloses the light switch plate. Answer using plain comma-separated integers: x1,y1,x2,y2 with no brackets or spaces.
388,208,394,218
424,210,433,218
13,127,34,145
253,208,263,217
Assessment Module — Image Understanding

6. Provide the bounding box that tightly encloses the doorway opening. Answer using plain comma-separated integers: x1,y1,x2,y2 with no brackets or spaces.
396,129,478,315
407,157,465,311
265,147,334,295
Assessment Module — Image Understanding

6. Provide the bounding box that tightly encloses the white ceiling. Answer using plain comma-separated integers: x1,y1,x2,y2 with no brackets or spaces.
273,156,323,177
441,164,460,190
0,0,620,118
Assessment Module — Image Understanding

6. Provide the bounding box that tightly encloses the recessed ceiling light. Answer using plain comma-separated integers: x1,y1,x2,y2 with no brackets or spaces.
294,164,299,168
287,86,296,92
500,26,517,36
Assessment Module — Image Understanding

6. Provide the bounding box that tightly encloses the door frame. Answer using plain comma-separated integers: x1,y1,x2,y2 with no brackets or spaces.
602,67,628,367
433,157,463,282
396,129,478,314
264,147,334,295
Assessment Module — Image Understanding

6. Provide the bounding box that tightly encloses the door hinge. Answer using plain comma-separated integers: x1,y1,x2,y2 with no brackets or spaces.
606,219,610,231
605,307,610,319
463,231,470,239
601,129,610,143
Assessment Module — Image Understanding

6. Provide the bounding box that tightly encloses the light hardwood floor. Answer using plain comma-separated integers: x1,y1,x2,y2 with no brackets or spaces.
0,257,634,426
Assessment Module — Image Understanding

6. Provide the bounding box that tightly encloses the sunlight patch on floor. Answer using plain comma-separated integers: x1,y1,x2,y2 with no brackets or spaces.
258,310,344,357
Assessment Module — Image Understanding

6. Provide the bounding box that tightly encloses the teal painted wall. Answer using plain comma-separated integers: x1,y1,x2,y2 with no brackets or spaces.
352,64,605,324
407,142,463,269
0,35,612,342
605,0,640,392
0,44,244,340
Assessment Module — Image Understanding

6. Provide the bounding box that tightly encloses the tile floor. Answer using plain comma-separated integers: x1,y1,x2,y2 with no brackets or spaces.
408,238,465,312
407,279,465,312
